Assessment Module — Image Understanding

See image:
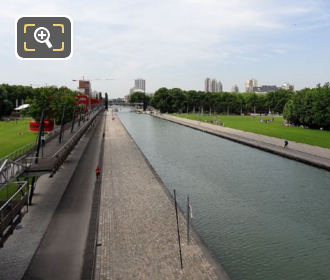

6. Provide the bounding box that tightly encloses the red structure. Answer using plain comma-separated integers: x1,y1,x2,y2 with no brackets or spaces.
76,94,89,113
29,120,54,132
29,94,101,132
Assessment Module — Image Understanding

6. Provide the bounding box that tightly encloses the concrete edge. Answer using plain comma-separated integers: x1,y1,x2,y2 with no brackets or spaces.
153,114,330,172
116,113,231,280
81,113,106,280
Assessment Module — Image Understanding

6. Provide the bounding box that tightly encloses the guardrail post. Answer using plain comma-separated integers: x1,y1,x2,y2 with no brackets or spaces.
71,108,76,133
28,176,36,205
35,109,46,164
59,106,66,144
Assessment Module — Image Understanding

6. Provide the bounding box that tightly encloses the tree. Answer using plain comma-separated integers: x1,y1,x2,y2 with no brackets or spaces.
266,89,292,114
28,87,76,124
283,83,330,129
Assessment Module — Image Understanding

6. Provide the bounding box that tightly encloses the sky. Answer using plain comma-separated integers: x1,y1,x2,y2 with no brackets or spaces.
0,0,330,97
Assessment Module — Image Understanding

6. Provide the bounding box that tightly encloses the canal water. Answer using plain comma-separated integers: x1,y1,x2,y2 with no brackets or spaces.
118,110,330,280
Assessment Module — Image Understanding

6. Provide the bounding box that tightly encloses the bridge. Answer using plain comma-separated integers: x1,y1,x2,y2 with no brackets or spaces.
0,106,104,247
108,100,143,107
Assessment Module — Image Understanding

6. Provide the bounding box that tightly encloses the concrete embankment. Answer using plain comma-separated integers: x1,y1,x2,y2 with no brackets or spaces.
94,111,230,280
153,114,330,171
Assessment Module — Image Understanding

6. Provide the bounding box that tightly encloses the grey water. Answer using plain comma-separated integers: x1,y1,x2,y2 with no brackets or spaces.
118,110,330,280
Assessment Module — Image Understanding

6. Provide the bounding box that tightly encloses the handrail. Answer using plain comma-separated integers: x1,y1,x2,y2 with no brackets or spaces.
52,108,102,158
0,143,36,164
0,181,28,212
0,159,8,172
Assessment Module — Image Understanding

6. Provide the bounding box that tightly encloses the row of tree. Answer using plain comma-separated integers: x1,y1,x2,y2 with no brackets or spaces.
130,84,330,129
0,84,79,124
131,88,293,115
28,87,77,124
283,84,330,129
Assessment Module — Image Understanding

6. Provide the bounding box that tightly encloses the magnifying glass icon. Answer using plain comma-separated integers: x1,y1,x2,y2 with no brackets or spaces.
34,27,53,48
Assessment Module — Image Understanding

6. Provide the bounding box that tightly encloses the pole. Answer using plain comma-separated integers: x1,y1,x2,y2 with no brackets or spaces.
71,108,76,133
59,106,66,144
174,189,183,269
35,109,45,164
78,107,82,127
187,195,190,245
28,176,36,205
105,93,108,111
41,135,44,157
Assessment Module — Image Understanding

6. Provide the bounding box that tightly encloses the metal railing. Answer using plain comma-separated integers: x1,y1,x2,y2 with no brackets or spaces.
50,106,104,176
0,143,36,166
0,159,31,188
0,181,29,247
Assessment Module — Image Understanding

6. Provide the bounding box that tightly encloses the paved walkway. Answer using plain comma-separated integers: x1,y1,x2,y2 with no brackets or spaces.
155,114,330,171
94,112,229,280
0,114,103,280
22,113,104,280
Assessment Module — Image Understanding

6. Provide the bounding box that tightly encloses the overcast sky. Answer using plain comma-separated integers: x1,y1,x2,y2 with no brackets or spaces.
0,0,330,97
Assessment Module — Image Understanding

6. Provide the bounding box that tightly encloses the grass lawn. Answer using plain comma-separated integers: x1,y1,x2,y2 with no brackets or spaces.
0,178,33,201
173,114,330,149
0,118,37,159
0,183,23,201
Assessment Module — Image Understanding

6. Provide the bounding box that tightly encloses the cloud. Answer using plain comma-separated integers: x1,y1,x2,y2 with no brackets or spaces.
0,0,329,95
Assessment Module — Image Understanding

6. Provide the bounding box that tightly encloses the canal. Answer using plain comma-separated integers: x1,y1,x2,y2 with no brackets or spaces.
118,110,330,280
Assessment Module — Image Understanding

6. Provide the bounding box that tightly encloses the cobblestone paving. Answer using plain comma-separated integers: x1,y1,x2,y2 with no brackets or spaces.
94,112,229,280
158,114,330,170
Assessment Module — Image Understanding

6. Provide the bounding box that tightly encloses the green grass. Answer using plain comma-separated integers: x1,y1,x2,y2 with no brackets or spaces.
0,183,22,201
0,118,36,159
0,177,33,201
173,114,330,149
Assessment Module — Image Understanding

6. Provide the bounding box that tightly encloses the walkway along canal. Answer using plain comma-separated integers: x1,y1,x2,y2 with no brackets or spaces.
94,111,229,280
117,110,330,280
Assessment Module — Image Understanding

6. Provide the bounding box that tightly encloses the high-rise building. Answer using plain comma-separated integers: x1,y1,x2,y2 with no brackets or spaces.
78,80,91,96
134,78,146,92
245,79,258,92
205,78,222,92
282,82,294,91
218,81,223,92
211,79,218,92
205,78,211,92
231,84,239,93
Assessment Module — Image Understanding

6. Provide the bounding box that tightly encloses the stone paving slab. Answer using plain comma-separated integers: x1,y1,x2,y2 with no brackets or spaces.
156,114,330,171
94,111,229,280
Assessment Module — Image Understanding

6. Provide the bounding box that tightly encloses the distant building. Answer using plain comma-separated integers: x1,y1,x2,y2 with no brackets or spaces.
134,78,146,92
211,79,218,92
205,78,222,92
78,80,91,96
205,78,211,92
252,85,278,93
218,81,223,92
245,78,258,92
231,84,239,93
282,82,294,91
